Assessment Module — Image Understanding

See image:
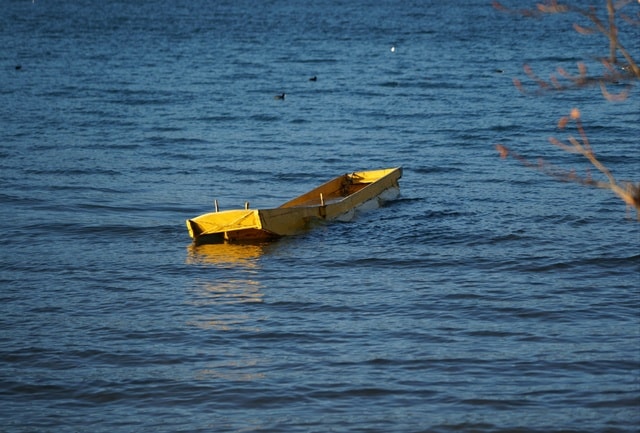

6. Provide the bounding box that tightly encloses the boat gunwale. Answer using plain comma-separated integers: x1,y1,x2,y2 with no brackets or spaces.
278,167,402,209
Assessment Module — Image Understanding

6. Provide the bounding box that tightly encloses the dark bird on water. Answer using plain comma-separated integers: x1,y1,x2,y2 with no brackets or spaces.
274,93,286,100
15,64,22,70
309,76,317,81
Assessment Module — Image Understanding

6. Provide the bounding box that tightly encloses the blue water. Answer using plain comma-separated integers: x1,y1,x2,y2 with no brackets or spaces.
1,1,639,432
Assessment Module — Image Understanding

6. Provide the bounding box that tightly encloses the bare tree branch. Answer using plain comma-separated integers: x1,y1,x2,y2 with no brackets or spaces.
496,108,640,218
494,1,639,218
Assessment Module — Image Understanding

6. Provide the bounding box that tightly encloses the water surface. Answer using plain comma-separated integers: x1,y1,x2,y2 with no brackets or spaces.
1,1,639,432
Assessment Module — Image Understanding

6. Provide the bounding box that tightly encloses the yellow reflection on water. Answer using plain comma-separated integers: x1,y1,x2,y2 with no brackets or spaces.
193,279,263,306
185,241,267,331
185,277,264,331
186,312,260,331
186,243,266,267
185,243,269,382
195,359,266,382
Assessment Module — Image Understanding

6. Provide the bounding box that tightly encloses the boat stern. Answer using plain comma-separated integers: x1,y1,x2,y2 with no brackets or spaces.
186,209,266,242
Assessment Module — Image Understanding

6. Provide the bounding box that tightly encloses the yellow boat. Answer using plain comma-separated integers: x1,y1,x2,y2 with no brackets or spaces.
186,167,402,244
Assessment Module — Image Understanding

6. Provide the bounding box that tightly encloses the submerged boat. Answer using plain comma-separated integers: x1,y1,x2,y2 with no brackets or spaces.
186,167,402,244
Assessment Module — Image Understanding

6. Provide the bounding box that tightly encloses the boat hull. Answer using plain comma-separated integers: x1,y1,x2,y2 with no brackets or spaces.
186,167,402,244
